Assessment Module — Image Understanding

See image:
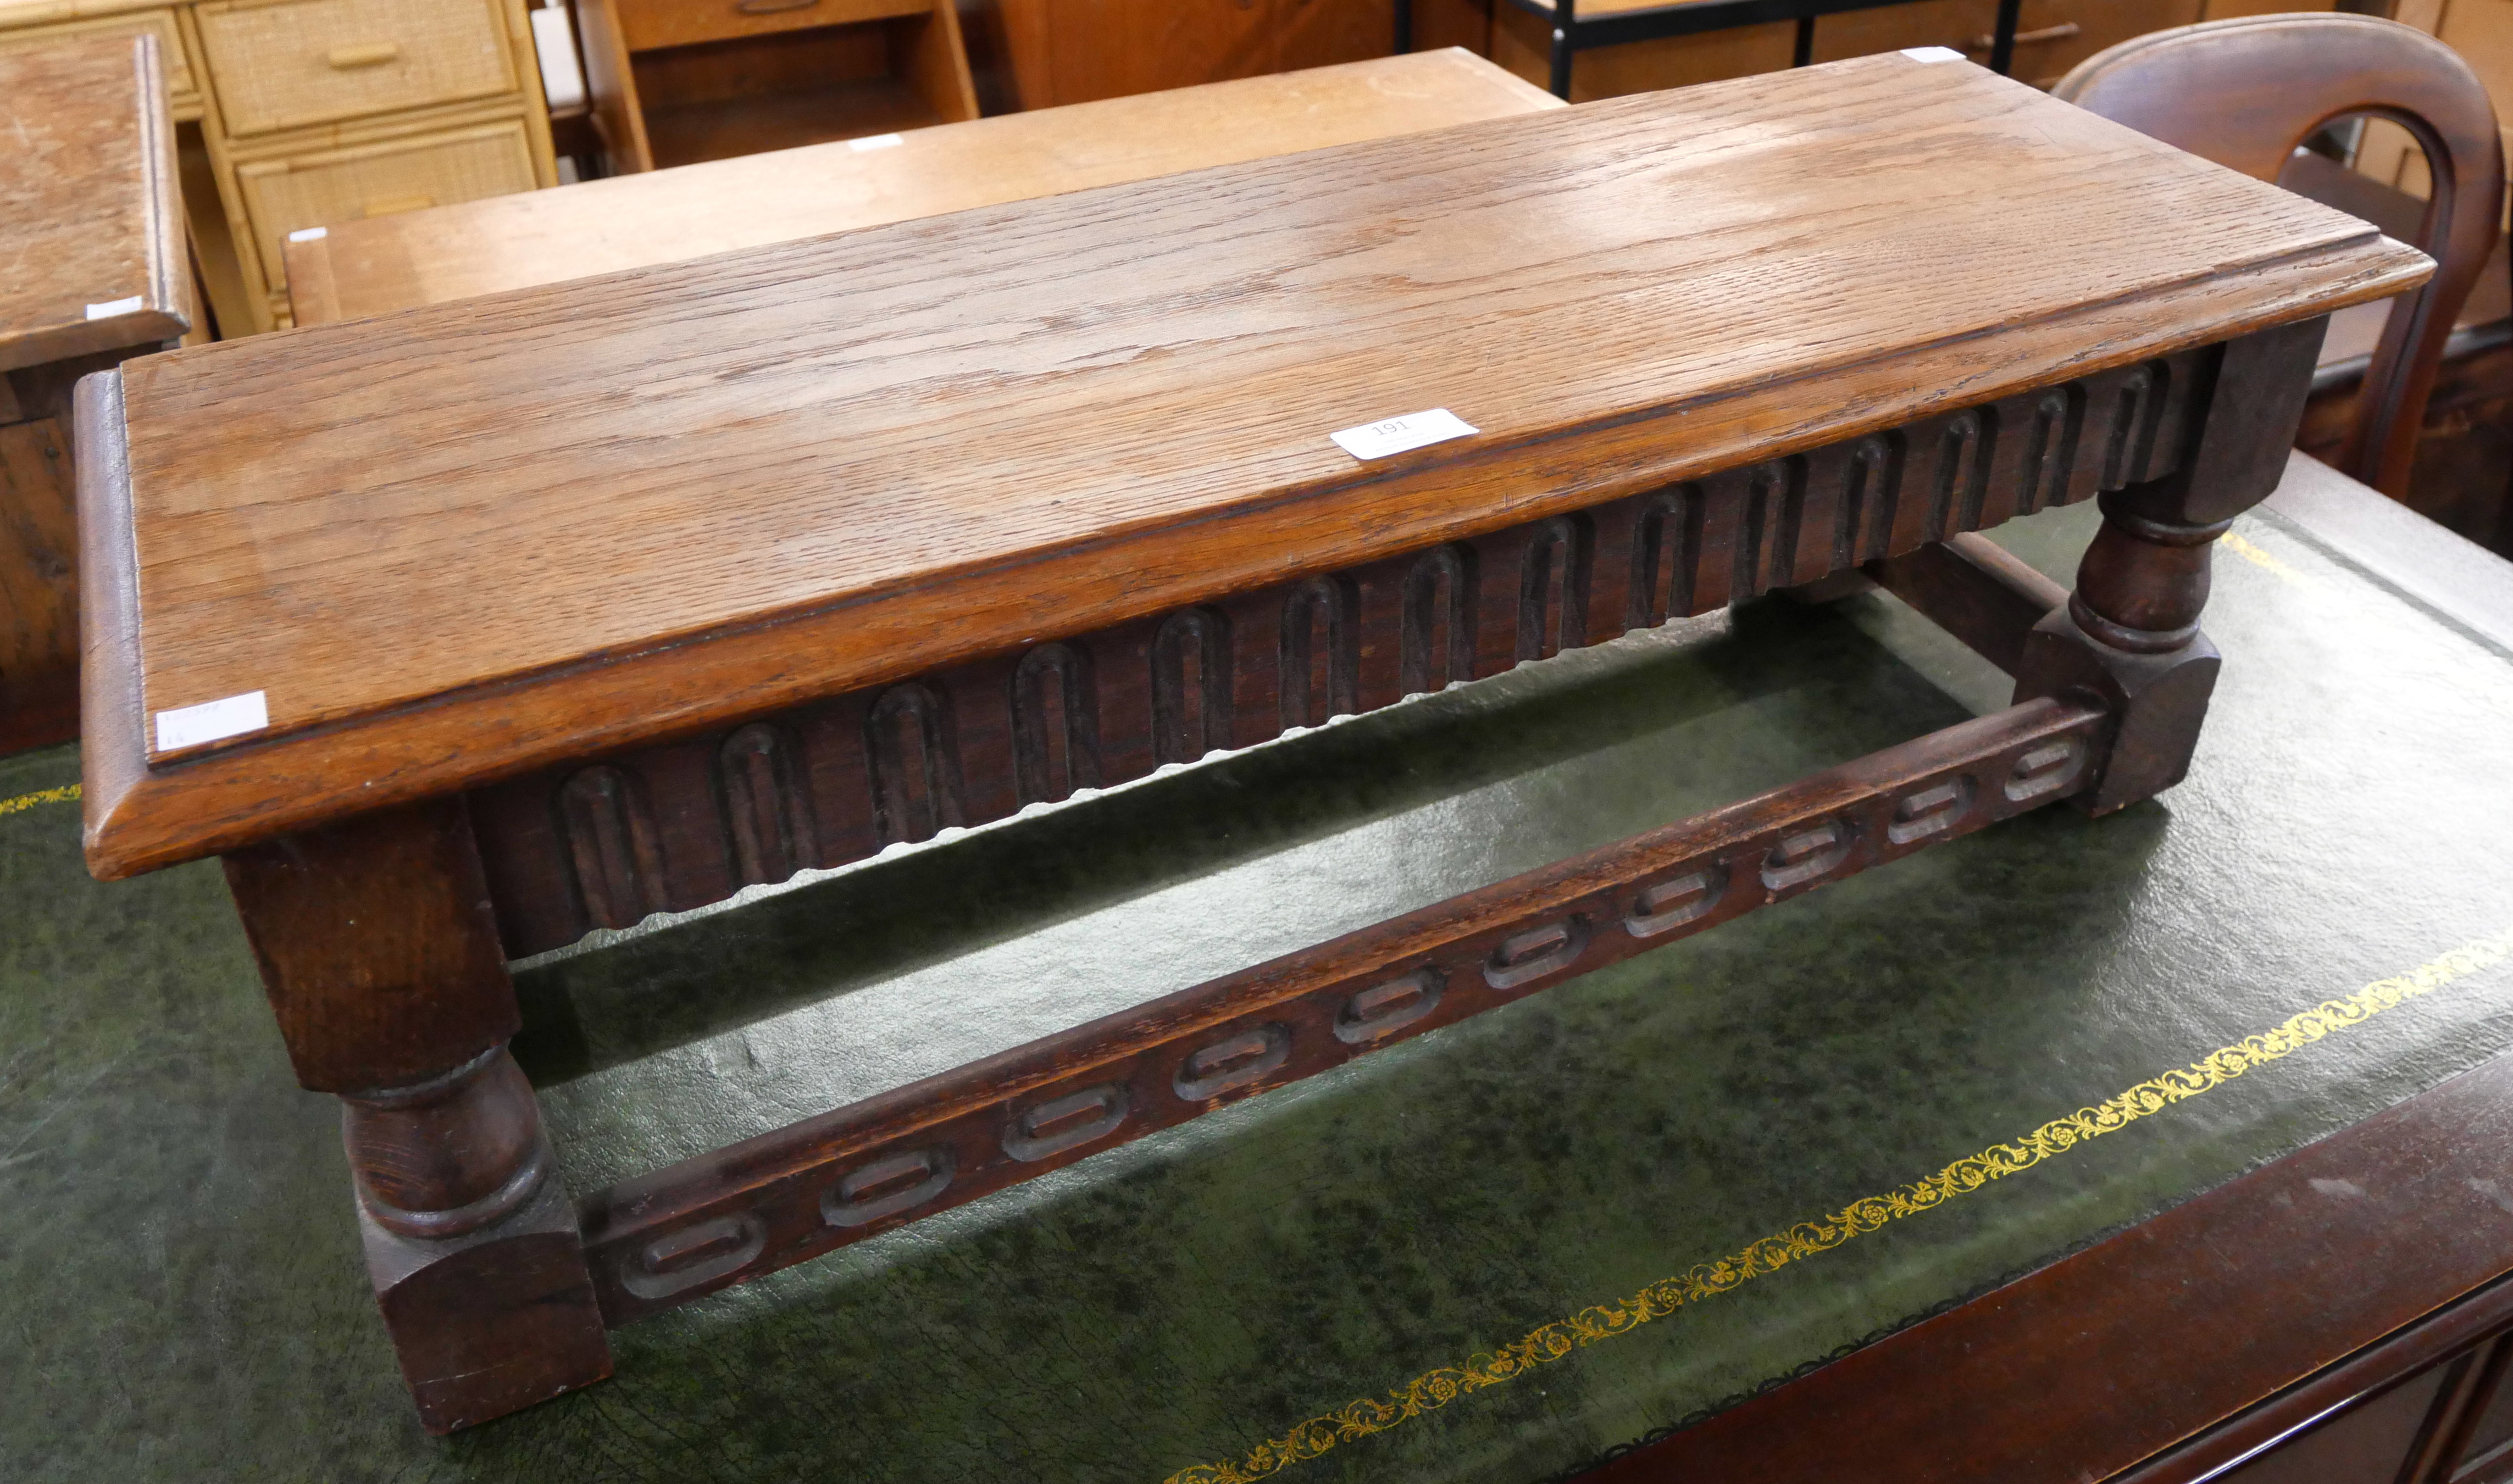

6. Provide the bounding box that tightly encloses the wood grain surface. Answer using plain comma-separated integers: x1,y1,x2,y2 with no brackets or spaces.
81,53,2429,876
0,34,192,372
284,49,1562,325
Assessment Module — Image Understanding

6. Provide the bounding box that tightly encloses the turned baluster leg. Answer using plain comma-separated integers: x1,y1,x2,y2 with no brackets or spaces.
2016,318,2327,814
224,798,612,1433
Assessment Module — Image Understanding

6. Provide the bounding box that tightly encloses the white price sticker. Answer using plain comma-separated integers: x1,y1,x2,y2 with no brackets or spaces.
1900,46,1965,63
848,134,905,152
155,691,269,752
85,295,144,320
1330,408,1479,461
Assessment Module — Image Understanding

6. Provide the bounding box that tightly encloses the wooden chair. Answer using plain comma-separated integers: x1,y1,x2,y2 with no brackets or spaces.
2055,13,2505,501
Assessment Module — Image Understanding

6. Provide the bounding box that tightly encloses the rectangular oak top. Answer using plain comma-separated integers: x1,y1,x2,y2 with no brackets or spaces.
0,34,193,373
81,52,2428,874
285,50,1562,325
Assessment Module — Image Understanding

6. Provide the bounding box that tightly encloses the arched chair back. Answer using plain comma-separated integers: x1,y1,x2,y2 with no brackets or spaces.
2055,14,2504,499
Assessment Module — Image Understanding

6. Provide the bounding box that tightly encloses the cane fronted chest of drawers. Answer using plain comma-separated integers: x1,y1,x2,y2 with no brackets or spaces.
75,53,2427,1431
0,0,559,331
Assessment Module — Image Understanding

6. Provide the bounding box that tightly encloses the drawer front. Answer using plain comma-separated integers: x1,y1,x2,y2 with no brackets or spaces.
196,0,518,137
0,10,201,116
235,119,537,286
610,0,927,55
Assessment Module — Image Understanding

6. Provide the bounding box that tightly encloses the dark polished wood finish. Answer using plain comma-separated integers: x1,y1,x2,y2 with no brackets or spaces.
76,55,2422,877
224,798,612,1434
473,353,2200,957
1581,1045,2513,1484
225,800,520,1094
2111,1275,2513,1484
2016,315,2326,814
75,54,2429,1429
0,34,194,757
1870,530,2066,675
2055,13,2506,502
585,696,2108,1322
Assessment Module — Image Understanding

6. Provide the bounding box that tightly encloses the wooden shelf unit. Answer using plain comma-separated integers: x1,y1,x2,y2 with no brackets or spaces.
576,0,977,173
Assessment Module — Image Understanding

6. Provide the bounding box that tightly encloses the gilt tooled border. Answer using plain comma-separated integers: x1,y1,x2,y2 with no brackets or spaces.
1160,928,2513,1484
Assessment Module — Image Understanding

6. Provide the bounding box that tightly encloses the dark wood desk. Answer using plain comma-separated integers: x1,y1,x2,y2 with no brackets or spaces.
76,54,2421,1432
0,33,193,756
1593,452,2513,1484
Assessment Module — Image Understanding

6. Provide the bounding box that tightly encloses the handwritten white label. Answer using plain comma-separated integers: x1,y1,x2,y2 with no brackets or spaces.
84,295,144,320
1900,46,1965,63
1330,408,1479,461
155,691,269,752
287,226,329,243
848,133,905,152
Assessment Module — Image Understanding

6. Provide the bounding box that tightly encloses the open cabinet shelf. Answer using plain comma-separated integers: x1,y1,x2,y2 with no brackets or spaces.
575,0,977,172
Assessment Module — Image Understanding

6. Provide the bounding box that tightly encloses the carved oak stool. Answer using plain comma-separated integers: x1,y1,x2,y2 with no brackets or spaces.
75,53,2425,1431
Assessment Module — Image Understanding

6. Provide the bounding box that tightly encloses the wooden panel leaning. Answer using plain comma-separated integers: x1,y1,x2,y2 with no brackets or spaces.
2,32,195,756
74,53,2428,1429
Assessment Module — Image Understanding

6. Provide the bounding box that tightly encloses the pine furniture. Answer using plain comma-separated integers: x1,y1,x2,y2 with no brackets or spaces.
2,35,193,756
75,52,2429,1431
284,49,1560,325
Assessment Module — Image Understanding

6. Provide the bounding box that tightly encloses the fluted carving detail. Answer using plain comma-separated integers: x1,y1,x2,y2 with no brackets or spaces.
469,352,2209,956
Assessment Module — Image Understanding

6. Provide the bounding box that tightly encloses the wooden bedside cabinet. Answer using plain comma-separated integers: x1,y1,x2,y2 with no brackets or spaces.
574,0,978,171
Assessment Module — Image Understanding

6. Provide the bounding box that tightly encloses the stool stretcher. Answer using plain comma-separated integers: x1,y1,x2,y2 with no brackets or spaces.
582,693,2111,1325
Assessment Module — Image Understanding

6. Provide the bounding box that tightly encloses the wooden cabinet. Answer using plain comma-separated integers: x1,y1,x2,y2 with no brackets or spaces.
986,0,1393,108
1279,0,1395,70
1036,0,1271,103
609,0,934,52
574,0,978,173
0,0,558,333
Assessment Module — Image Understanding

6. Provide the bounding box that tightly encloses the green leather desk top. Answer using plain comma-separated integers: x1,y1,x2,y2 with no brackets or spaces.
7,460,2512,1482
